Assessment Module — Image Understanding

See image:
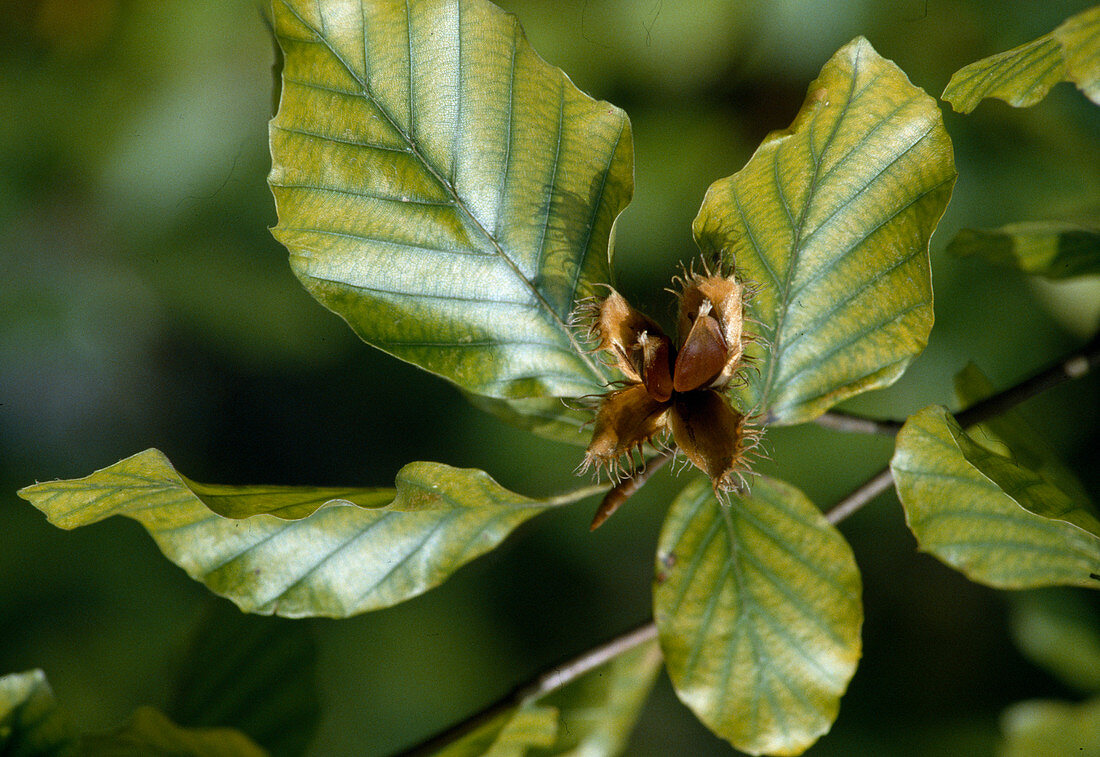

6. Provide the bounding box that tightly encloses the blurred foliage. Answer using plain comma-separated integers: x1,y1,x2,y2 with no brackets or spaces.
1,1,1098,755
942,4,1100,112
948,221,1100,279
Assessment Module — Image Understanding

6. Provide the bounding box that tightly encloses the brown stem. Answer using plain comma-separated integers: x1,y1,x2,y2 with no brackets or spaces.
814,333,1100,437
590,450,674,530
823,466,895,524
955,332,1100,428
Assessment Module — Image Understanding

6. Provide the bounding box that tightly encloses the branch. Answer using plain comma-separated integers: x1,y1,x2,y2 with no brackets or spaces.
400,334,1100,756
814,333,1100,436
814,411,903,435
824,466,895,524
823,333,1100,524
394,622,658,757
955,332,1100,428
543,482,612,508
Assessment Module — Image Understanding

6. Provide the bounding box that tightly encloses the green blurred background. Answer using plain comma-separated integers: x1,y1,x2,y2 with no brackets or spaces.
2,1,1099,754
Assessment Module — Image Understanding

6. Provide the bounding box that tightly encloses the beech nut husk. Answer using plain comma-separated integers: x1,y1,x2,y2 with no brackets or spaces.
572,264,760,500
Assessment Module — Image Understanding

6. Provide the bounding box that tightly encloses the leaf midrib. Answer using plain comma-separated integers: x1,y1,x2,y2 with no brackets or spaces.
276,0,606,387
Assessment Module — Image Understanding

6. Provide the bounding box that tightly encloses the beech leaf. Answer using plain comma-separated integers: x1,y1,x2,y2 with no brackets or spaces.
892,405,1100,590
947,220,1100,279
694,37,954,425
268,0,633,402
943,5,1100,111
81,707,267,757
1009,590,1100,694
0,670,75,757
429,637,661,757
653,477,862,755
999,697,1100,757
18,449,593,618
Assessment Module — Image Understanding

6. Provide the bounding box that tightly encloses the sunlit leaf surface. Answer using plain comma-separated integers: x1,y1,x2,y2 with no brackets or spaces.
954,364,1096,509
951,364,1100,538
269,0,633,401
19,449,589,618
694,37,954,425
0,670,74,757
950,418,1100,541
943,5,1100,111
948,221,1100,279
892,405,1100,589
653,477,862,755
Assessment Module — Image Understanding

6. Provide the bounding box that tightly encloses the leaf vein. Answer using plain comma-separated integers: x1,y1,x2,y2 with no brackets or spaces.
776,299,926,393
760,56,861,409
271,124,410,154
269,182,452,207
779,245,924,354
275,1,604,384
296,274,540,308
530,83,566,293
349,510,461,608
282,226,491,257
565,115,625,324
785,169,952,306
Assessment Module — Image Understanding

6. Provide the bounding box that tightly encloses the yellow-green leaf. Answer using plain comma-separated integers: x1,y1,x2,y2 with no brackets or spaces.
0,670,75,757
948,221,1100,279
19,449,595,618
653,477,862,756
954,364,1095,509
952,363,1100,541
528,636,662,757
432,707,558,757
693,37,954,425
1010,590,1100,694
891,406,1100,589
948,416,1100,541
432,636,661,757
943,5,1100,112
81,707,267,757
999,697,1100,757
268,0,632,401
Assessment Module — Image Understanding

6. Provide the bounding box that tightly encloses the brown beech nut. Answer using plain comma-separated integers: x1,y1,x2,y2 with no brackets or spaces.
672,304,727,393
585,289,665,385
676,273,746,389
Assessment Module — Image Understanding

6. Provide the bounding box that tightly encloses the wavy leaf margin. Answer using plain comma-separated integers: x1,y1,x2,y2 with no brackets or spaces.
18,449,590,618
